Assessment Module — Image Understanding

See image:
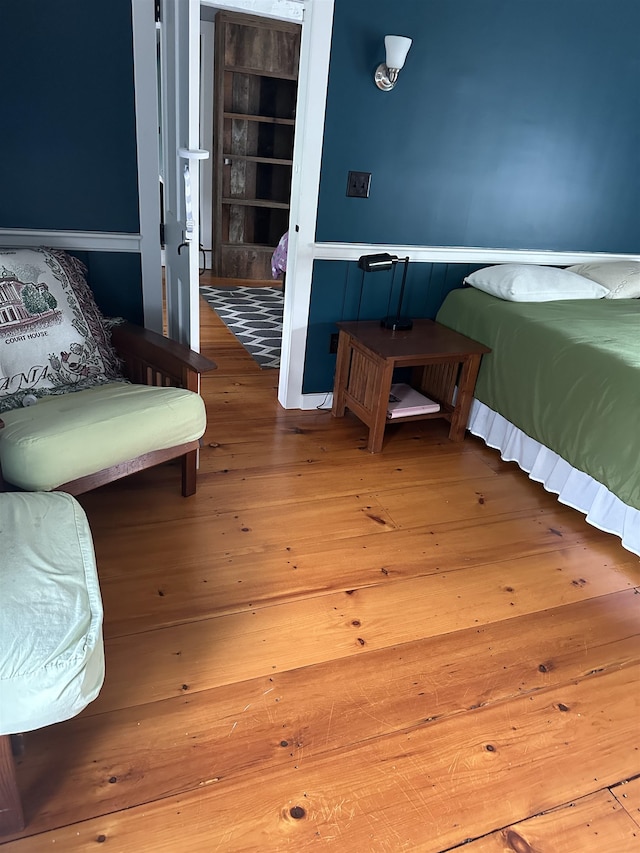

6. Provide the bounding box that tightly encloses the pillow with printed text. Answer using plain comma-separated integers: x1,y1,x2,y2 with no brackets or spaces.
0,247,123,413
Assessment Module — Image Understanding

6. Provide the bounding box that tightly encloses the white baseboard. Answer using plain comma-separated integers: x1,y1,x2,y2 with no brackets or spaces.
299,392,333,411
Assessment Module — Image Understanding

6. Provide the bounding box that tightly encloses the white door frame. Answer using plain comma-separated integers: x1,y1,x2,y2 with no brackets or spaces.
131,0,163,334
275,0,333,409
160,0,206,350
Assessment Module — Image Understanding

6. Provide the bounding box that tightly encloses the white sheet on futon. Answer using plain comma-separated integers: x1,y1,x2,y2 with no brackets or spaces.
0,492,104,734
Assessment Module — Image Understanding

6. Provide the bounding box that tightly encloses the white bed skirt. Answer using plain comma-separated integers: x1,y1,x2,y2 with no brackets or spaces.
467,399,640,558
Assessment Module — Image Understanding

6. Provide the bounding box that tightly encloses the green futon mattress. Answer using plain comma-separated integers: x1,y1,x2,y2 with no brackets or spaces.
436,288,640,510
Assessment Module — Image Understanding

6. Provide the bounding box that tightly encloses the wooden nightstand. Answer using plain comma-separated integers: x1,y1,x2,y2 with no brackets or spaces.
331,319,491,453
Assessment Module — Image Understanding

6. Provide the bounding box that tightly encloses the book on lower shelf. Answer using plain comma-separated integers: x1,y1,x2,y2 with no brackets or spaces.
387,383,440,419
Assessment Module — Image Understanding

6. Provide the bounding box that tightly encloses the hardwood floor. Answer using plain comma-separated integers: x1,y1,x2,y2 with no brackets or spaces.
3,298,639,851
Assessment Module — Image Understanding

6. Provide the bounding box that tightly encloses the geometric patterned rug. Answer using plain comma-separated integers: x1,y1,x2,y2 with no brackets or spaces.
199,285,283,369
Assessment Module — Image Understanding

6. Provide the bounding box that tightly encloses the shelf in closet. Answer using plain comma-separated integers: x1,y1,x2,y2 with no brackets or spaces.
223,64,297,81
224,111,295,126
222,154,293,166
221,241,278,250
222,198,290,209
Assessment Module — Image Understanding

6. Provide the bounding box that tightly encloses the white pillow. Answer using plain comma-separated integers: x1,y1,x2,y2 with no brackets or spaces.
464,264,608,302
566,261,640,299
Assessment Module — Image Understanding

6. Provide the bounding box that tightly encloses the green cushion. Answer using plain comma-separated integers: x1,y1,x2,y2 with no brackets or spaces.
0,382,206,491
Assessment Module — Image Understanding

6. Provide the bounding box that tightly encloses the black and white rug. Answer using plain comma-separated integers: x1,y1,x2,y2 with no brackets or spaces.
200,285,283,369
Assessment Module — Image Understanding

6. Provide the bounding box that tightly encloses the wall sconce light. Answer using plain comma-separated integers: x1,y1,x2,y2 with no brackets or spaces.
374,35,412,91
358,253,413,330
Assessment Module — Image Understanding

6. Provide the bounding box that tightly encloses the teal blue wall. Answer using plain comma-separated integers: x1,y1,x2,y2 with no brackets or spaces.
69,252,144,326
317,0,639,252
0,0,139,233
303,0,640,393
0,0,143,322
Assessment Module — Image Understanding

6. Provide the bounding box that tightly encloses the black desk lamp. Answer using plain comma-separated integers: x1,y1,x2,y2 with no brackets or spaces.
358,253,413,331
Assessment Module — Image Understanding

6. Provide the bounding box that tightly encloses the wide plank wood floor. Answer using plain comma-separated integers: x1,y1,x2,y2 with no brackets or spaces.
3,293,639,851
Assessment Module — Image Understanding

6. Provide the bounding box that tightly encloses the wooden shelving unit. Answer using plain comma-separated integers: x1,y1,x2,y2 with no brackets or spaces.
212,12,300,280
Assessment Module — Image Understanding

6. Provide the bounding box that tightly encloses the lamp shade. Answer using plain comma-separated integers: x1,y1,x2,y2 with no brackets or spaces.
358,253,396,272
384,35,412,70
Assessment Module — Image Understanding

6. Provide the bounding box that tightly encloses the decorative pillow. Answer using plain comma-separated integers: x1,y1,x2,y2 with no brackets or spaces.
566,261,640,299
0,247,123,413
463,264,609,302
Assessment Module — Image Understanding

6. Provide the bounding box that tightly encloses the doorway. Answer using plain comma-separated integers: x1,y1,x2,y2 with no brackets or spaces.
199,6,301,370
194,0,334,408
200,8,303,283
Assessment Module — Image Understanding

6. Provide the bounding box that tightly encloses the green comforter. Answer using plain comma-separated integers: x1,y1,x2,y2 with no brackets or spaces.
436,288,640,510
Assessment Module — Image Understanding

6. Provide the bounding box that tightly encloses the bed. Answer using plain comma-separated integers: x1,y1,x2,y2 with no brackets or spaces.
435,265,640,556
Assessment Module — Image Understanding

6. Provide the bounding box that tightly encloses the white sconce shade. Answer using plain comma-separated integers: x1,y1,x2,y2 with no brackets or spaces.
384,35,412,71
375,34,412,91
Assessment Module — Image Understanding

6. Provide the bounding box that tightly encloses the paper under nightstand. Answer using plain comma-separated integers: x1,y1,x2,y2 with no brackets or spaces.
386,383,440,419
